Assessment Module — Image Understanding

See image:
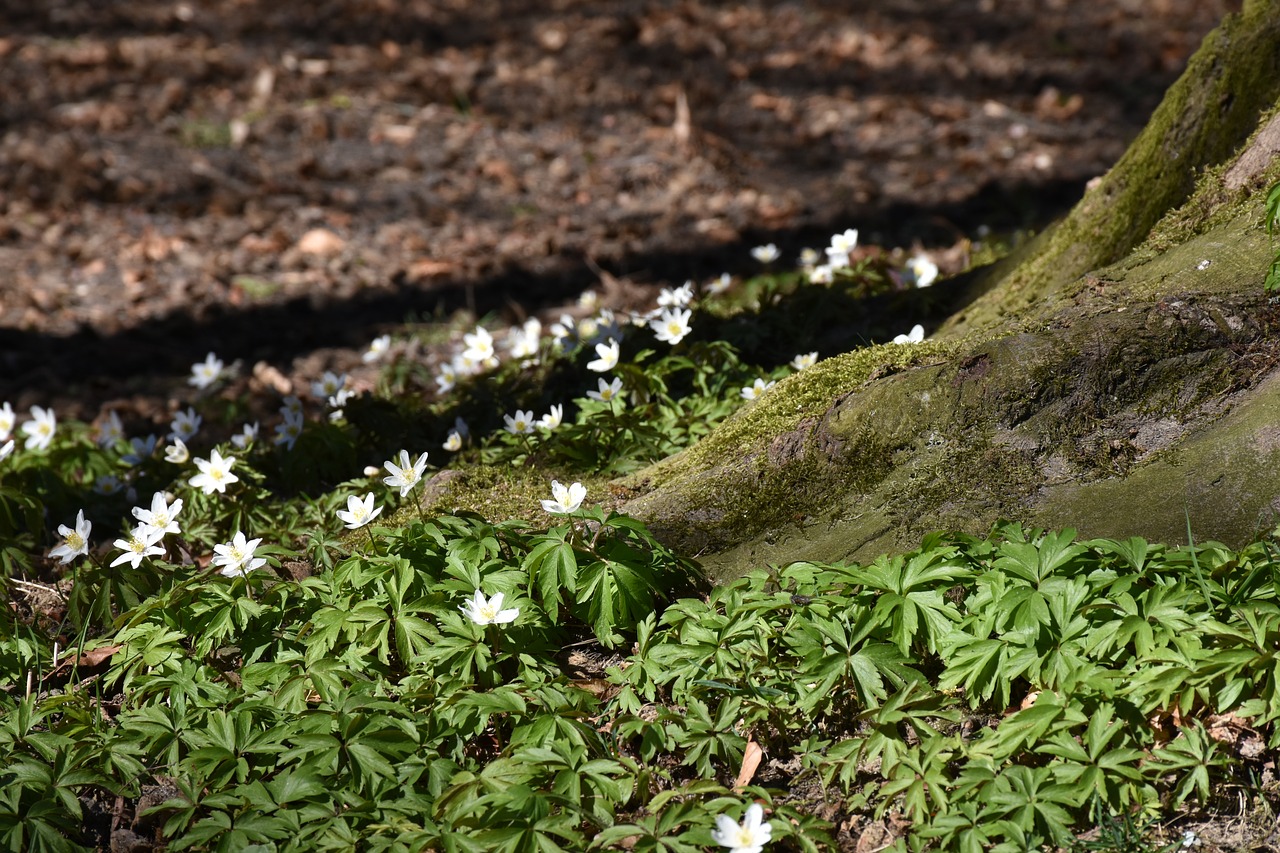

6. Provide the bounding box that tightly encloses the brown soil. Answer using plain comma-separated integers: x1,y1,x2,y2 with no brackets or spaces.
0,0,1238,423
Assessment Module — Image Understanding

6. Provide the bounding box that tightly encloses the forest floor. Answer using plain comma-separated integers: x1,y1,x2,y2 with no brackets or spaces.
0,0,1238,424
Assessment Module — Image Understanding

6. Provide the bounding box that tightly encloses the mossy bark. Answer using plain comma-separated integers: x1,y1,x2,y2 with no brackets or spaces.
624,5,1280,580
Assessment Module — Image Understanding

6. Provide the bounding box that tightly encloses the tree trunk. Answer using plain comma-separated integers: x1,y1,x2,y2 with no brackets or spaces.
624,1,1280,580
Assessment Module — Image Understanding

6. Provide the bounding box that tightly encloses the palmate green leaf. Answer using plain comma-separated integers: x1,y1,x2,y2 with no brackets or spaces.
937,627,1038,710
993,528,1087,585
984,765,1078,848
523,534,578,622
875,734,955,822
969,691,1088,764
1145,722,1229,808
1037,702,1149,808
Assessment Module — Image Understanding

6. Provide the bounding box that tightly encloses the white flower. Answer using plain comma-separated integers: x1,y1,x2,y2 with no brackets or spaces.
459,589,519,626
587,338,621,372
0,439,13,463
274,410,304,450
212,531,266,577
435,362,458,395
507,318,542,360
550,314,577,349
444,431,463,451
587,377,624,403
383,450,428,496
578,290,600,311
312,371,347,400
906,254,938,288
750,243,779,264
651,307,692,345
327,388,353,411
711,803,772,853
336,493,383,529
281,395,304,418
190,449,239,494
541,480,586,514
132,492,183,539
504,410,536,435
50,510,91,565
809,264,834,284
826,228,858,268
170,407,202,442
1180,830,1201,850
363,334,392,363
121,434,158,466
741,378,776,400
790,352,818,371
588,310,623,346
539,404,564,430
20,406,56,451
707,272,733,295
892,324,926,345
189,352,224,390
97,411,124,448
462,325,495,363
231,422,260,448
94,475,123,495
110,527,165,569
0,403,14,442
658,281,694,308
164,436,189,464
798,248,820,269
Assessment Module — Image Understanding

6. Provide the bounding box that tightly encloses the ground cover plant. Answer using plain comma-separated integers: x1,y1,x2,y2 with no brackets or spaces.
4,241,1280,853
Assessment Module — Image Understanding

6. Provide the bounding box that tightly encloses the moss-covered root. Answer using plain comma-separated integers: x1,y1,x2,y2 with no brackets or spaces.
945,2,1280,337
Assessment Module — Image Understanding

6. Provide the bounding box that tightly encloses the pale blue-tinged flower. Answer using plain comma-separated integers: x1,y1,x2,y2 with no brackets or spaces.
905,254,938,288
0,402,14,442
164,436,189,464
274,410,304,450
21,406,56,451
741,378,775,400
231,422,260,448
312,371,347,400
798,248,820,269
132,492,183,539
170,406,202,442
212,531,266,577
539,404,564,430
504,410,536,435
190,450,239,494
550,314,577,349
189,352,224,390
122,434,158,466
711,803,772,853
651,307,692,345
435,361,458,395
587,377,624,403
94,475,123,495
50,510,91,565
362,334,392,363
587,339,620,372
383,450,428,496
750,243,779,264
336,493,383,529
790,352,818,371
892,324,926,345
97,410,125,448
541,480,586,514
281,395,304,418
110,527,165,569
460,589,519,626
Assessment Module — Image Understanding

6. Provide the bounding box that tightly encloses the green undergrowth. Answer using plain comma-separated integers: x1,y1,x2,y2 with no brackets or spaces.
7,517,1280,850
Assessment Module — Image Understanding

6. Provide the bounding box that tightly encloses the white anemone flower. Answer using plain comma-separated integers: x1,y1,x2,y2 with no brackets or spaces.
650,308,692,346
336,493,383,530
383,450,428,496
110,527,165,569
658,281,694,307
312,371,347,400
587,377,624,404
50,510,92,565
0,439,13,463
274,410,304,450
231,422,260,448
707,272,733,295
189,352,224,390
587,339,620,372
21,406,56,451
163,437,189,464
741,378,776,400
541,480,586,515
711,803,773,853
443,430,464,451
0,402,14,442
363,334,392,363
790,352,818,371
892,324,926,345
212,531,266,577
132,492,183,539
170,407,202,442
122,435,158,466
750,243,779,264
435,362,458,395
462,325,496,363
459,590,519,626
826,228,858,268
504,410,536,435
905,254,939,288
539,404,563,431
97,411,125,448
189,450,239,494
809,264,834,284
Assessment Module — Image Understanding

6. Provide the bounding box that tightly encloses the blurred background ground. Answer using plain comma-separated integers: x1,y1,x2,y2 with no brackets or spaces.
0,0,1238,420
